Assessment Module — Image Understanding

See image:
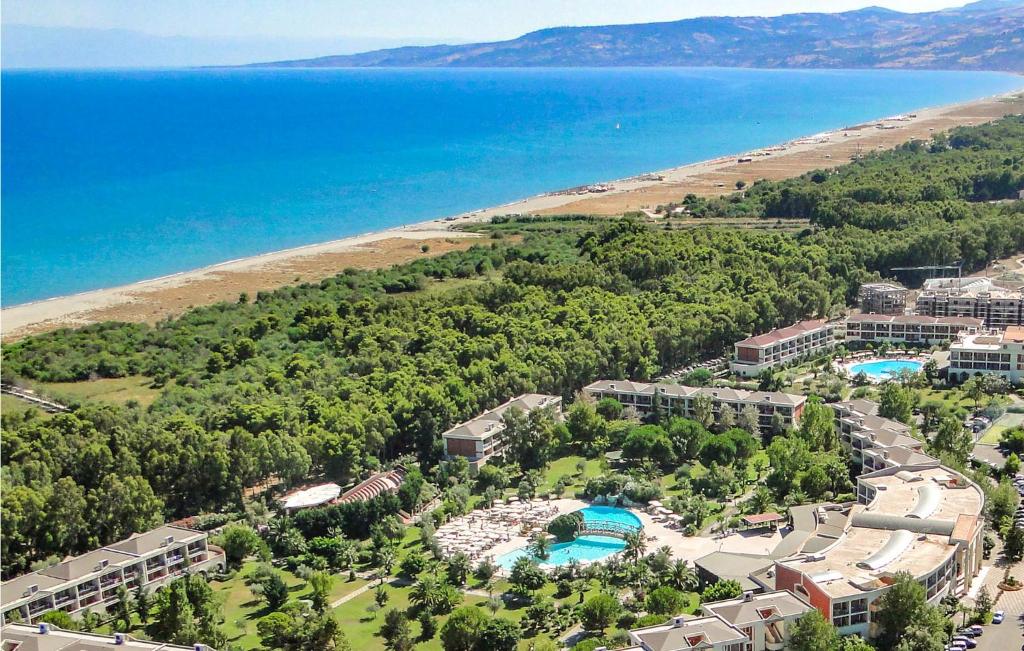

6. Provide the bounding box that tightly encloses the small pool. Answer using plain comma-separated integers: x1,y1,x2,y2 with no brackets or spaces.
494,506,642,569
848,359,923,381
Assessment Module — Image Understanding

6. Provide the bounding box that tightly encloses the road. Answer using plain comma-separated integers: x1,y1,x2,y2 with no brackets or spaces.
965,540,1024,651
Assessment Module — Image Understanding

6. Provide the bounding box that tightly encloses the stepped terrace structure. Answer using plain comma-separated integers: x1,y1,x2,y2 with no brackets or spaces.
1,526,224,626
771,462,984,640
948,325,1024,385
441,394,562,470
0,623,211,650
831,400,927,471
857,282,908,316
843,314,982,345
583,381,805,432
624,590,814,651
729,319,838,377
915,277,1024,329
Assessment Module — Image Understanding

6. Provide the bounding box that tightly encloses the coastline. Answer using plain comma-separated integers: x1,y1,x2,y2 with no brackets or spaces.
3,89,1023,342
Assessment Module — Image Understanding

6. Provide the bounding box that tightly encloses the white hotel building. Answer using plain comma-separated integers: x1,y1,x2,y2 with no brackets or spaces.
1,525,224,625
948,325,1024,385
729,319,837,377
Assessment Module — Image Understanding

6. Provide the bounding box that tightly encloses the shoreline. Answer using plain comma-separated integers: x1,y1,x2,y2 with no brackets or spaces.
3,89,1023,341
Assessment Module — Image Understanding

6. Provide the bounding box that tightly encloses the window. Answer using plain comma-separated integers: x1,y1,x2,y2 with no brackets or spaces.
850,613,868,625
833,616,850,628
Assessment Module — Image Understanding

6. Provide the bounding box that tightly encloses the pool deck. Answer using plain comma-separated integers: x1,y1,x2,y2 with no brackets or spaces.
485,498,783,571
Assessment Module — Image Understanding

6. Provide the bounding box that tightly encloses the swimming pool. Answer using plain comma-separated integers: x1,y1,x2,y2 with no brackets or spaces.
848,359,923,381
494,506,642,569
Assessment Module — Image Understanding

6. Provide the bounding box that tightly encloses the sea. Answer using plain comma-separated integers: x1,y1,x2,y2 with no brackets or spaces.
2,67,1021,306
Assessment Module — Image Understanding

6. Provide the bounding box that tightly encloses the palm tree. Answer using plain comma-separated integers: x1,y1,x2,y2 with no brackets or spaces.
530,533,552,561
410,574,444,614
624,531,647,563
666,559,699,592
748,486,774,515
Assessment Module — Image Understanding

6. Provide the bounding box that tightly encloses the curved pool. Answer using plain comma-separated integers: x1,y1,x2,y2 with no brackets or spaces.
848,359,923,381
494,505,641,569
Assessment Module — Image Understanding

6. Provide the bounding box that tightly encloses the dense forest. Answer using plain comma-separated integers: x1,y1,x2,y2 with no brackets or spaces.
3,116,1024,578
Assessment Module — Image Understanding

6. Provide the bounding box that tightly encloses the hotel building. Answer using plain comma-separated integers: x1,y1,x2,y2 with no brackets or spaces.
771,462,984,640
857,282,908,316
1,526,224,626
441,393,562,469
623,590,814,651
1,623,211,650
843,314,983,345
831,400,929,472
729,319,838,377
948,325,1024,385
582,381,806,432
915,278,1024,329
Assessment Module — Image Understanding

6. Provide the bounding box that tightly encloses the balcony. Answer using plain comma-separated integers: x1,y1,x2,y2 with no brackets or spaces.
28,602,52,616
53,594,74,607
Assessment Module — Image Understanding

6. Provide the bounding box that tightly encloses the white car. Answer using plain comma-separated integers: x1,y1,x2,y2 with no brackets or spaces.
993,610,1005,624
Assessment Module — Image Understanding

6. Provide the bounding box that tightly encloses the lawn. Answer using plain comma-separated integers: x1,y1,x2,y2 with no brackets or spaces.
536,455,606,496
979,413,1024,445
31,375,163,407
213,561,366,649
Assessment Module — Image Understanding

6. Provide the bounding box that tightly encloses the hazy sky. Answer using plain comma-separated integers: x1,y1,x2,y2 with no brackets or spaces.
4,0,969,41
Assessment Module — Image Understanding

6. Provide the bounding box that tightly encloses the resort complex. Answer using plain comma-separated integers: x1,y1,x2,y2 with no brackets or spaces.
728,319,837,377
0,526,223,626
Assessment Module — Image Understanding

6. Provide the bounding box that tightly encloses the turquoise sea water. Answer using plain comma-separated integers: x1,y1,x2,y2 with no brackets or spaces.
3,68,1021,305
849,359,924,381
495,506,641,568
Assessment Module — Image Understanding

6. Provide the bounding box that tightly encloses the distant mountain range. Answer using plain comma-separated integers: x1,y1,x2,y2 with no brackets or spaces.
251,0,1024,71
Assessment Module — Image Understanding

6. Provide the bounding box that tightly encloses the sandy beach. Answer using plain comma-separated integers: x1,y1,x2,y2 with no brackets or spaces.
3,90,1022,342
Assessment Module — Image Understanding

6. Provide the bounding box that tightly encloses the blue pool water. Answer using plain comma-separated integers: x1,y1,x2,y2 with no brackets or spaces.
849,359,923,381
495,506,641,569
3,68,1022,304
580,505,643,529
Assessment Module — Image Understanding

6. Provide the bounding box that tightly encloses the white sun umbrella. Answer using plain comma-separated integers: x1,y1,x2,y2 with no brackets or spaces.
507,496,519,502
649,500,663,507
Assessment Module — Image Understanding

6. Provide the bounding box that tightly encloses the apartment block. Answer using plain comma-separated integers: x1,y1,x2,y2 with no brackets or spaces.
623,590,814,651
831,400,927,471
441,394,562,469
915,278,1024,329
857,282,908,316
730,319,837,377
843,314,982,345
1,622,211,650
948,325,1024,385
582,381,806,432
1,526,224,625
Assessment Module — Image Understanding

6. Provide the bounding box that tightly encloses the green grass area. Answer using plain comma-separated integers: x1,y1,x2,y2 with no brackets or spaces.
1,394,47,418
213,562,367,649
536,455,605,496
980,413,1024,445
31,375,162,407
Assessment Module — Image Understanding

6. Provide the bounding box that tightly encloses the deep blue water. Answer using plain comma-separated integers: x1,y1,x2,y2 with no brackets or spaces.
3,68,1021,305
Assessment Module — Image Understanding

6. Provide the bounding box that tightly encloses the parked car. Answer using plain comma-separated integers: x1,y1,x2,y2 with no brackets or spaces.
952,636,977,648
993,610,1005,624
